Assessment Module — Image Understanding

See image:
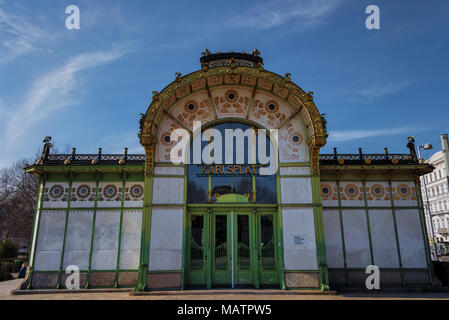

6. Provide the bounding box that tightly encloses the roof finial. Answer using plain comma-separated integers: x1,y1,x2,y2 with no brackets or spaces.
251,48,261,57
202,49,212,56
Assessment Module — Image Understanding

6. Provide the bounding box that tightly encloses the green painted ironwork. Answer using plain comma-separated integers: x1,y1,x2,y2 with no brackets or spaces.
86,173,100,288
362,179,375,265
27,176,47,289
311,174,329,291
56,174,73,289
388,179,406,286
114,174,127,287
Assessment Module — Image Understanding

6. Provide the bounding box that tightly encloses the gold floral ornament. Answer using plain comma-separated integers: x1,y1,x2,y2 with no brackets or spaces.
365,157,372,165
320,183,333,200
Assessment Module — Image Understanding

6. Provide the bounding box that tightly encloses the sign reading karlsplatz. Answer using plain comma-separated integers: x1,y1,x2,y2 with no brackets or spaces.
170,121,278,175
199,164,266,176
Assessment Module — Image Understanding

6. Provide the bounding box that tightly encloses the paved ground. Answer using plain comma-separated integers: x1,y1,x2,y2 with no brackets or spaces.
1,279,449,300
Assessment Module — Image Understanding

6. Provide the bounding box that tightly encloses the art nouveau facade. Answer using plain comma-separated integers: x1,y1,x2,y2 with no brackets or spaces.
23,52,435,291
420,136,449,245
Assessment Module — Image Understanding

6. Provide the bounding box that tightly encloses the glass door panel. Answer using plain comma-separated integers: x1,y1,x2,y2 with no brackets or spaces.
258,214,279,286
186,214,206,286
211,213,231,287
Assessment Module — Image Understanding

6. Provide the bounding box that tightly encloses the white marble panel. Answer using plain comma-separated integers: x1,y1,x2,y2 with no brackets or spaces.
97,182,123,208
154,166,185,175
342,210,371,268
280,177,312,204
70,182,97,208
63,211,93,270
119,210,142,270
152,177,184,204
395,209,427,268
365,181,391,207
282,207,318,270
279,167,310,175
42,182,69,208
323,209,344,268
149,207,183,271
368,210,399,267
91,210,121,270
339,181,365,207
321,181,339,207
34,210,66,271
392,181,418,207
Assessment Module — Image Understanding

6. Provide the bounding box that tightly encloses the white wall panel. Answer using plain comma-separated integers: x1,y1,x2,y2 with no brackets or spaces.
396,209,427,268
282,207,318,270
119,210,142,270
368,210,399,267
342,210,371,268
63,211,93,270
91,210,120,270
34,210,66,271
323,209,344,268
154,166,185,175
149,207,183,271
152,177,184,204
280,178,312,204
279,167,310,175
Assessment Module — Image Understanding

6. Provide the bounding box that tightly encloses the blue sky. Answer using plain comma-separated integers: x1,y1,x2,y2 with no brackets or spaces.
0,0,448,168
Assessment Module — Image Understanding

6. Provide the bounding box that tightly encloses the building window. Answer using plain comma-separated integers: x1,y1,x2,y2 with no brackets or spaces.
187,122,277,204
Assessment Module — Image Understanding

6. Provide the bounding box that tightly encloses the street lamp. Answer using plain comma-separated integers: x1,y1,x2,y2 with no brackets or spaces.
417,144,433,163
418,143,438,260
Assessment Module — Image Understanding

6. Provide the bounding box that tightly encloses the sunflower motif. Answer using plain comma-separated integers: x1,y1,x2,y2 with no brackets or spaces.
103,184,118,199
289,132,303,146
130,184,144,199
49,184,64,200
160,132,174,146
370,184,385,199
225,90,239,103
344,184,359,198
184,101,198,113
321,183,333,200
265,101,279,114
397,184,410,198
76,184,91,200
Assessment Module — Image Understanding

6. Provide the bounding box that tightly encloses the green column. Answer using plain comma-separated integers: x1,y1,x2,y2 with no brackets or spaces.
388,179,405,286
136,173,154,291
311,174,329,291
86,172,100,288
114,173,127,287
57,173,74,289
136,144,155,291
26,175,47,289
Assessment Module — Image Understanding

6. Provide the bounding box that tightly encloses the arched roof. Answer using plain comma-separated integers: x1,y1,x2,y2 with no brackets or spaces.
140,52,327,152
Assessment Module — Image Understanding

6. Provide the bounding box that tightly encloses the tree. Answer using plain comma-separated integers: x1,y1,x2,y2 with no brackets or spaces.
0,159,38,245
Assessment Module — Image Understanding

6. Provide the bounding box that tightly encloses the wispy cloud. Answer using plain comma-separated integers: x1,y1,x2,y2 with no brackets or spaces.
4,48,127,150
230,0,341,30
328,126,421,142
346,81,414,102
0,7,52,64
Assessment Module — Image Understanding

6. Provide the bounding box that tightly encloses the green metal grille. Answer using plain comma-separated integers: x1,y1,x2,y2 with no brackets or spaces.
237,242,250,270
189,239,203,269
261,239,276,270
214,242,227,270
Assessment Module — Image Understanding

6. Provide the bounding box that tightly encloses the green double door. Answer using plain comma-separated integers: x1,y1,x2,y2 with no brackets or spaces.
185,209,279,288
